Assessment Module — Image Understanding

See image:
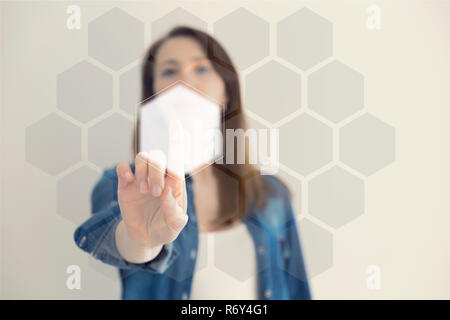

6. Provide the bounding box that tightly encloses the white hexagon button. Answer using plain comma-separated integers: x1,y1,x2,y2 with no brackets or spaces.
309,166,365,229
139,82,224,177
340,113,395,175
277,8,333,71
88,8,145,70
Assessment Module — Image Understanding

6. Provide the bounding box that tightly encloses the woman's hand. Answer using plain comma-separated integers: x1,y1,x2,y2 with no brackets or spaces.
115,121,188,260
116,152,188,249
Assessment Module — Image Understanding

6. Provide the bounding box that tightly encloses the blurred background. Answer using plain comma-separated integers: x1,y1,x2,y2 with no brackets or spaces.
1,0,449,299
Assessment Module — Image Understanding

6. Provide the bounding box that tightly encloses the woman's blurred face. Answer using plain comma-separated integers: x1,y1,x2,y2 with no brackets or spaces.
153,36,228,107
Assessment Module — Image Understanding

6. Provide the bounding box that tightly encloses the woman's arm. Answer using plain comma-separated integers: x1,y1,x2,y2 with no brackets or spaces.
73,167,179,273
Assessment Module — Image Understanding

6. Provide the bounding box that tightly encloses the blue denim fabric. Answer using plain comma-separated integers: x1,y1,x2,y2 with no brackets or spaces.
73,164,311,300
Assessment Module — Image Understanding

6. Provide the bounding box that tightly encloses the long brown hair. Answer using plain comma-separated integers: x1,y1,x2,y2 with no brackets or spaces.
133,26,275,227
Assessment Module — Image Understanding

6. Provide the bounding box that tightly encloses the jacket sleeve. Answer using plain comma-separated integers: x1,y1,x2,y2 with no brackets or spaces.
73,167,179,274
281,193,312,300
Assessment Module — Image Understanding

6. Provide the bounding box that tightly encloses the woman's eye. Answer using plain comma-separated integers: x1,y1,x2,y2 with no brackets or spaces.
195,65,209,74
161,69,176,77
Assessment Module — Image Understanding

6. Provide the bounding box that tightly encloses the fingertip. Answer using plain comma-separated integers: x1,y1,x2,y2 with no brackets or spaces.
136,151,150,164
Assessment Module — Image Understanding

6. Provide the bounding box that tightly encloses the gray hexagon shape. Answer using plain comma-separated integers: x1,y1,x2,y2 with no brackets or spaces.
245,61,302,123
277,8,333,70
298,218,333,278
340,113,395,175
214,221,268,282
309,166,364,229
119,64,143,116
88,114,134,168
308,60,364,123
151,8,207,42
26,114,81,175
88,8,145,70
213,8,270,70
57,166,110,226
279,114,333,175
57,60,113,123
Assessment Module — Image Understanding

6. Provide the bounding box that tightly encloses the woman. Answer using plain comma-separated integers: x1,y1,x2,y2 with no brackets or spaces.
74,26,311,300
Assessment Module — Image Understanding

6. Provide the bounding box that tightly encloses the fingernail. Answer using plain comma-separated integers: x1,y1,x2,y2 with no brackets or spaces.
152,186,162,197
140,181,148,193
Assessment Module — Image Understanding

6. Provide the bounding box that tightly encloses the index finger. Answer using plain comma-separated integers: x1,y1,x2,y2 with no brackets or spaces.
165,119,185,199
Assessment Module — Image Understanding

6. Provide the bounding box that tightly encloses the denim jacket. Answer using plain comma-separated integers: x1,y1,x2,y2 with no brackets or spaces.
73,164,312,300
